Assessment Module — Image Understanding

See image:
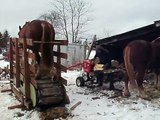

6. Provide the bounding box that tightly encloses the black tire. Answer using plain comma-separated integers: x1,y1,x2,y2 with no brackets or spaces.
76,77,85,87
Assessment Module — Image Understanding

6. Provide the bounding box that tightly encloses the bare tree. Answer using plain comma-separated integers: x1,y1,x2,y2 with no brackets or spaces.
39,11,60,28
0,30,10,52
40,0,92,43
3,30,10,51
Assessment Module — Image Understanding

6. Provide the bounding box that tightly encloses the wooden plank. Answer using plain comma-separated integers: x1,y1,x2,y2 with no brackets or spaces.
33,40,68,45
53,51,67,59
26,38,33,46
70,101,82,111
8,104,25,109
36,83,55,88
18,38,33,46
54,63,67,72
23,38,31,100
10,83,24,102
36,80,53,84
54,40,68,45
1,89,12,92
56,45,61,78
40,88,61,96
18,38,24,43
19,38,68,45
10,38,14,79
15,38,20,87
86,35,96,59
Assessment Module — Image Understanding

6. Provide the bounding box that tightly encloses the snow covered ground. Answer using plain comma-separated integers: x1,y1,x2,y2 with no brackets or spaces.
0,60,160,120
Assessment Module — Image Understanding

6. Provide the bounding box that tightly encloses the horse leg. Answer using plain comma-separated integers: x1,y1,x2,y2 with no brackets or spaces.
136,69,148,99
157,73,160,90
123,75,130,97
154,69,160,90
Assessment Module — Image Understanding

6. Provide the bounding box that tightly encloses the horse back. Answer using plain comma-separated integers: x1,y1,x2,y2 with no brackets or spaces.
19,20,55,41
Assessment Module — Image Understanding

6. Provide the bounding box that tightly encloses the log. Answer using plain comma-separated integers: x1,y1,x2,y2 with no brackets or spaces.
8,104,25,109
1,89,12,93
70,101,82,111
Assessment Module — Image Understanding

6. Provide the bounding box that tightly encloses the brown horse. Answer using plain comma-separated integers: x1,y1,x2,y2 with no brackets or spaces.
18,20,55,79
123,37,160,98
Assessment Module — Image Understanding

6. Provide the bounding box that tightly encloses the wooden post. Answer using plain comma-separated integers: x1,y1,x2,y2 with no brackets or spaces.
57,45,61,79
8,104,25,109
23,38,30,101
15,38,20,87
86,35,97,59
9,38,13,79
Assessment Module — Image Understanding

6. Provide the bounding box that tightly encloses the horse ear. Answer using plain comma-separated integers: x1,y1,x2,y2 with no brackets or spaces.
19,26,21,30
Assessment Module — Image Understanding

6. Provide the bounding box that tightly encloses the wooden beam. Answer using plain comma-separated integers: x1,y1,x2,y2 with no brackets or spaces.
23,38,31,101
15,38,20,87
8,104,25,109
54,63,67,72
56,45,61,78
53,51,67,59
33,40,68,45
19,38,33,46
1,89,12,92
10,38,14,79
70,101,82,111
10,83,24,102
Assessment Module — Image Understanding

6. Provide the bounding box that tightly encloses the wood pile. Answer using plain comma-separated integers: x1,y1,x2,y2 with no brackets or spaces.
0,65,9,80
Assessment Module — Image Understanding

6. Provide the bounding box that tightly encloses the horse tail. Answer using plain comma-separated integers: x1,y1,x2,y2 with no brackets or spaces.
40,22,54,69
124,46,137,89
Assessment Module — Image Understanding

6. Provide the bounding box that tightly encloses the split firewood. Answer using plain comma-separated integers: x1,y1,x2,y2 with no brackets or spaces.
8,104,25,109
0,65,10,80
1,89,11,93
70,101,82,111
92,97,100,100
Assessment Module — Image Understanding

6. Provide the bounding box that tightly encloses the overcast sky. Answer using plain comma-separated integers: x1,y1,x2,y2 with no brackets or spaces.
1,0,160,39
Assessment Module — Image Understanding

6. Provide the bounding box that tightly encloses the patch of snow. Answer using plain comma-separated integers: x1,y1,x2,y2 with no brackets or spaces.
0,60,9,68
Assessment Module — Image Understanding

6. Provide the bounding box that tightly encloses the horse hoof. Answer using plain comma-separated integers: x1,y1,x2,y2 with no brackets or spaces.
123,91,130,97
140,94,149,100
